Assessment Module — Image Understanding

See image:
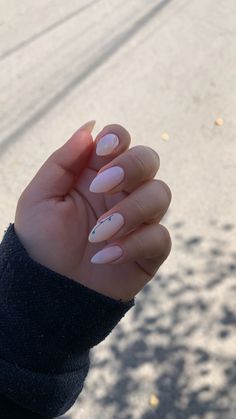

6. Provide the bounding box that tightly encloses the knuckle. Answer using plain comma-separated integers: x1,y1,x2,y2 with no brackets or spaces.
149,180,171,218
132,197,146,219
157,225,172,259
147,146,160,169
131,146,160,177
134,233,145,256
48,149,60,166
157,179,172,206
137,145,160,163
129,152,147,179
125,153,146,181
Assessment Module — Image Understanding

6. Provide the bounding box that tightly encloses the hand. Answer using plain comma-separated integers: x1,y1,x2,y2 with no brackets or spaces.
15,122,171,302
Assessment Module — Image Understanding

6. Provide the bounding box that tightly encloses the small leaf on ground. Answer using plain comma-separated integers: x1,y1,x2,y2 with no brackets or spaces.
149,393,160,408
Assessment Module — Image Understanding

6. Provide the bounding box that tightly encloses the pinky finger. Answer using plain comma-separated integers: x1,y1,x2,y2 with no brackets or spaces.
91,223,171,273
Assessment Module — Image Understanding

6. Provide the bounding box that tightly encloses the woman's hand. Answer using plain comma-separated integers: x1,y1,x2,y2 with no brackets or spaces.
15,123,171,302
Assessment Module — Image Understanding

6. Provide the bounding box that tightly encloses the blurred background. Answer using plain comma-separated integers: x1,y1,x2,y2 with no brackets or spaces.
0,0,236,418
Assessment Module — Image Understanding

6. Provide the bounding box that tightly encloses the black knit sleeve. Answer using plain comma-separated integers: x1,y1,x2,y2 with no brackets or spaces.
0,224,134,418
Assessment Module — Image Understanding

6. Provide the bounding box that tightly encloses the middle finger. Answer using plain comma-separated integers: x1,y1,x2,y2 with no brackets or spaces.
89,145,160,195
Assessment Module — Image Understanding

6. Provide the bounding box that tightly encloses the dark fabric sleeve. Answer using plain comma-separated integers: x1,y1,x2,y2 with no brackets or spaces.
0,224,134,418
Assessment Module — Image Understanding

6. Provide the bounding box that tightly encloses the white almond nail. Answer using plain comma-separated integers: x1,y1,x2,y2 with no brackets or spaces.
88,213,124,243
96,134,119,156
89,166,124,193
91,246,123,264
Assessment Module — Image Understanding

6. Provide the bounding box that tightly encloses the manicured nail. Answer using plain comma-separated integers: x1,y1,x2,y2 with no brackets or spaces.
89,166,124,193
91,245,123,264
78,120,96,133
96,133,119,156
88,213,124,243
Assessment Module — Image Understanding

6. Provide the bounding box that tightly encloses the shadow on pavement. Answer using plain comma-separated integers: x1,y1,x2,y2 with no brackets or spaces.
0,0,101,62
69,219,236,419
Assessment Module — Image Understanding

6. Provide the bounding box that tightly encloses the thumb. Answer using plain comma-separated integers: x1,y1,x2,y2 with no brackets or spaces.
25,121,95,200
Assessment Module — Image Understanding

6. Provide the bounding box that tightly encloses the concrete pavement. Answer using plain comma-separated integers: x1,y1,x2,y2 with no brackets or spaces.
0,0,236,417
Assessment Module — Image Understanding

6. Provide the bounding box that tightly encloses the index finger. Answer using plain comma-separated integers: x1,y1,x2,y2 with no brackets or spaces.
88,124,131,172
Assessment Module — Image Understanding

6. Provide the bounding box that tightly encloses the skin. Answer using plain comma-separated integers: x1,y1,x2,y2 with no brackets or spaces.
15,123,172,302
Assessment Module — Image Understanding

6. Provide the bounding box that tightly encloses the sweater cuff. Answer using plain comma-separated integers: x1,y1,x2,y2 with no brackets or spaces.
0,223,134,374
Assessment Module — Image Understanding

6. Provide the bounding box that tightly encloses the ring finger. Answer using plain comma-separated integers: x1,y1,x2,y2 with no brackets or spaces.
88,179,171,243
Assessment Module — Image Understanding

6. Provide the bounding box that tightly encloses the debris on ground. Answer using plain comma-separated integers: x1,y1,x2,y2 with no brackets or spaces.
215,117,224,126
161,132,169,141
149,393,160,408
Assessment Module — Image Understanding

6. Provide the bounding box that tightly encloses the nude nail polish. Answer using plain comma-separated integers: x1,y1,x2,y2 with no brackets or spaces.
91,245,123,264
96,134,119,156
88,213,124,243
78,120,96,133
89,166,124,193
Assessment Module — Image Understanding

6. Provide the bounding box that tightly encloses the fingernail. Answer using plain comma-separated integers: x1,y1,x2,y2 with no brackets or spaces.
91,245,123,264
96,133,119,156
88,213,124,243
78,120,96,133
89,166,124,193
